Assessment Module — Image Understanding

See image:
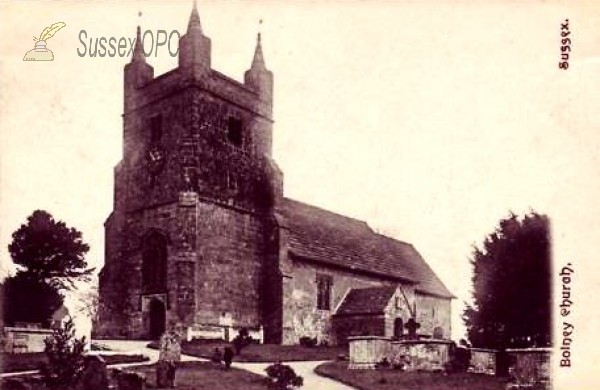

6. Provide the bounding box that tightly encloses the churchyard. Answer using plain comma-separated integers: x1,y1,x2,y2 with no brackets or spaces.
157,339,346,363
1,362,272,390
1,326,527,390
316,360,510,390
1,319,547,390
125,362,273,390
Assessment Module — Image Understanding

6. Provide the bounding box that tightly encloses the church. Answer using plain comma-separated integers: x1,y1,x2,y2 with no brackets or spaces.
95,4,454,345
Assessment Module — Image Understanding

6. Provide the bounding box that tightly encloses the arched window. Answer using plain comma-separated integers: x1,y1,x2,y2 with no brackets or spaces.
142,231,168,293
394,318,404,339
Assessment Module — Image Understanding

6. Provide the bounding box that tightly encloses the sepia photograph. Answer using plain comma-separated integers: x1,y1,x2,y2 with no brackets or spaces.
1,1,599,389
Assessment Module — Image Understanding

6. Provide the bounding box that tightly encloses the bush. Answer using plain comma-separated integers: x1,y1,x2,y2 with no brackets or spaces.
265,363,303,389
298,336,317,348
40,316,86,389
375,357,390,369
232,328,253,355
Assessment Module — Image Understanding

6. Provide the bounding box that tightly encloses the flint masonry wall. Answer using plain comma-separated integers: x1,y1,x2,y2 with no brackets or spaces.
414,294,452,340
282,259,413,345
278,255,452,345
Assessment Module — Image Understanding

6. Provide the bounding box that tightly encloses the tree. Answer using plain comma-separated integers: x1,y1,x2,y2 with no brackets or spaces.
8,210,93,290
2,271,64,327
75,285,99,326
41,316,86,389
463,212,551,350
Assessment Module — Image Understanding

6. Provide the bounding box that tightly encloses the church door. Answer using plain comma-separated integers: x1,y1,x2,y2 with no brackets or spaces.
394,318,403,339
148,299,166,340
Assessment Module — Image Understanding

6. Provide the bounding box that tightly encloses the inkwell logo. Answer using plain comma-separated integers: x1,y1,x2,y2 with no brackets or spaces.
23,22,66,61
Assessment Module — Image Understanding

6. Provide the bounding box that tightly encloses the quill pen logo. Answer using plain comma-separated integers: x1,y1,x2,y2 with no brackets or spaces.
23,22,66,61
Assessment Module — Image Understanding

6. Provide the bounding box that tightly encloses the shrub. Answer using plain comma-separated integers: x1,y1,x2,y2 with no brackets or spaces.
232,328,253,355
375,357,390,369
40,316,86,389
298,336,317,348
265,363,303,389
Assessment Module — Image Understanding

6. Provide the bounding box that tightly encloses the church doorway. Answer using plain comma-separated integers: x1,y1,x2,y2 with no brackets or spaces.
148,299,166,340
393,318,404,339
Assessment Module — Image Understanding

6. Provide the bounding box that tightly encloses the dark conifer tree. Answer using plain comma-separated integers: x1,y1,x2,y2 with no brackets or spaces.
8,210,93,289
463,212,551,350
3,210,92,326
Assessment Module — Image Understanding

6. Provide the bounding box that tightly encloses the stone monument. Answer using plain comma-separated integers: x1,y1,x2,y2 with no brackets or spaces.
157,330,182,388
76,355,109,390
405,318,421,340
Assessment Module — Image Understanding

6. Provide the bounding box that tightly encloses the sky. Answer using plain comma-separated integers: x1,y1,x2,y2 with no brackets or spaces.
1,1,600,387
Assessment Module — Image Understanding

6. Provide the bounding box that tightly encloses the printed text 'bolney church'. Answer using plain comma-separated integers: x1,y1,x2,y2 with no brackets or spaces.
95,3,454,345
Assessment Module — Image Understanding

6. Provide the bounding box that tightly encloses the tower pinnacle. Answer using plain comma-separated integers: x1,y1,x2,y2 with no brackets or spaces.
178,1,212,77
251,32,267,70
188,0,202,32
244,24,273,112
131,25,145,63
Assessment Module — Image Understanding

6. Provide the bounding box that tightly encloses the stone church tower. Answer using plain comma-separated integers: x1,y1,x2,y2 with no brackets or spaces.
96,4,284,341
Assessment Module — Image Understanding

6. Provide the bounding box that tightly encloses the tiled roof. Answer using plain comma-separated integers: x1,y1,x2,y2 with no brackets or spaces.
277,198,454,299
335,286,398,315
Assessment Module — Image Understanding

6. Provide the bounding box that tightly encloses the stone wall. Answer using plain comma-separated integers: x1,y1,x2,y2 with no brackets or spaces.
281,258,408,345
469,348,497,375
506,348,552,389
414,294,452,339
280,258,451,345
347,337,453,371
348,336,391,369
191,201,265,329
105,196,267,339
3,327,53,353
390,340,453,372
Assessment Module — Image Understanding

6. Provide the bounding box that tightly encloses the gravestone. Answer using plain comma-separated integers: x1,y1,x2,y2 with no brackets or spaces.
223,346,234,369
157,330,182,388
114,369,146,390
404,318,421,340
76,355,109,390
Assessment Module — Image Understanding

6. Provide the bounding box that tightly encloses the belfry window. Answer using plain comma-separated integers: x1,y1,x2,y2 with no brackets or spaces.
227,117,243,146
316,274,333,310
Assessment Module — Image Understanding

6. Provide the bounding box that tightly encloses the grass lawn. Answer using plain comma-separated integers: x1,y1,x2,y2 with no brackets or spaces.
0,352,149,373
3,361,269,390
179,340,347,362
127,361,271,390
315,361,510,390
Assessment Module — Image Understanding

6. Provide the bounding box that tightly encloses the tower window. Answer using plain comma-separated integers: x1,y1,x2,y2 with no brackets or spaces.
227,117,243,146
316,274,333,310
142,231,168,293
150,115,163,142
